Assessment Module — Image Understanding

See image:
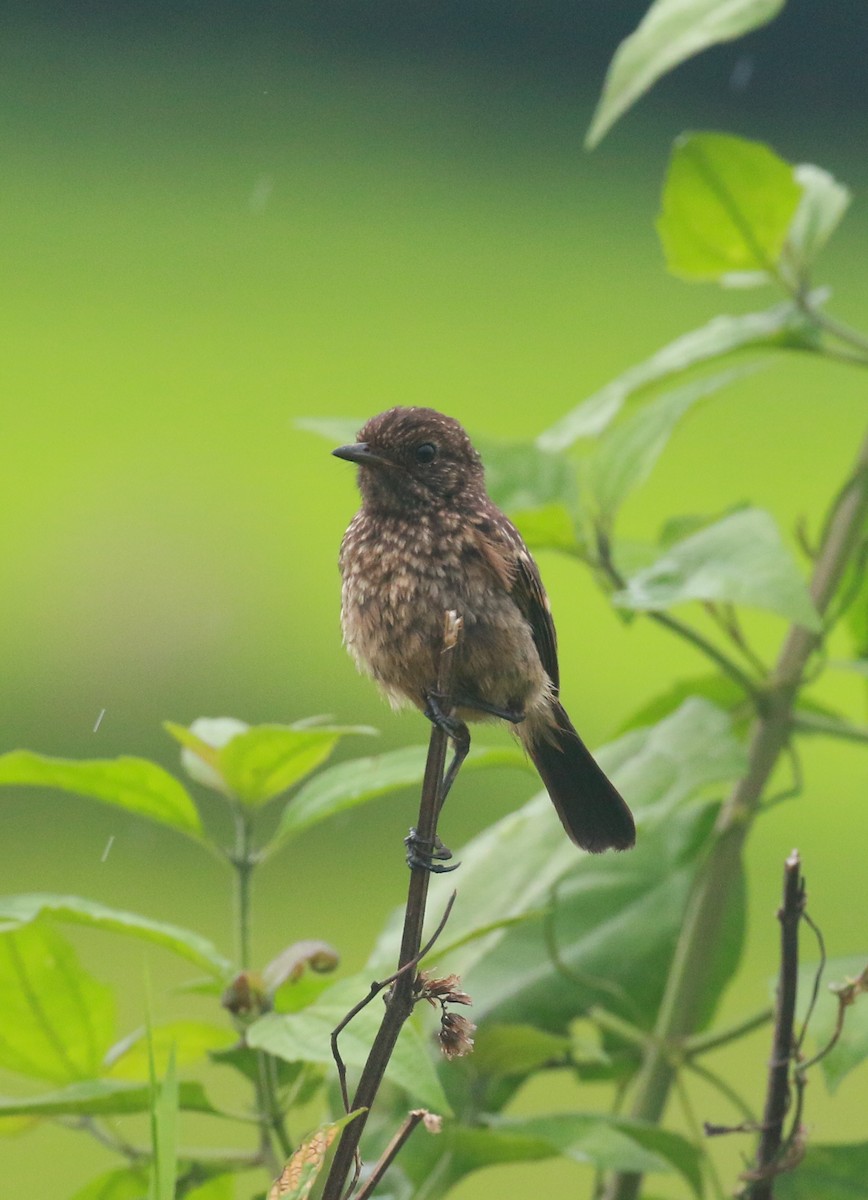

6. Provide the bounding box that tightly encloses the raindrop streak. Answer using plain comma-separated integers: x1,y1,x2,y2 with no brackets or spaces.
93,708,106,733
101,836,115,863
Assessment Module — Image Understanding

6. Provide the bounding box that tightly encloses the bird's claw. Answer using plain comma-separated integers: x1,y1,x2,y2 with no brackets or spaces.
404,828,460,874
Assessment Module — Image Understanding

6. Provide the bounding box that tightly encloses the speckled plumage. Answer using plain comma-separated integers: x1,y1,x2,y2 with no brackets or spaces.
334,406,635,853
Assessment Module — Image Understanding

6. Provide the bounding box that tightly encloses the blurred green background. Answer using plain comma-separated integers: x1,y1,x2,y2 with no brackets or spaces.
2,3,867,1195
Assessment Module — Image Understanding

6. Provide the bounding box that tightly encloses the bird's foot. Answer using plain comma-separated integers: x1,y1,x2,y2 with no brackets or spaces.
404,828,460,874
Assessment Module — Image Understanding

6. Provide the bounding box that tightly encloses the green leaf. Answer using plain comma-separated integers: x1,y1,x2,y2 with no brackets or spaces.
106,1021,235,1080
587,0,785,148
0,920,114,1083
616,674,745,733
797,956,868,1092
510,504,582,554
247,978,451,1114
268,744,528,853
472,1024,570,1078
0,751,202,837
775,1142,868,1199
614,508,822,631
787,163,852,275
658,133,802,283
149,1044,179,1200
0,1078,218,1118
0,894,232,978
586,365,760,524
493,1114,702,1195
69,1167,151,1200
537,302,814,452
477,438,579,517
167,718,374,808
369,700,746,1036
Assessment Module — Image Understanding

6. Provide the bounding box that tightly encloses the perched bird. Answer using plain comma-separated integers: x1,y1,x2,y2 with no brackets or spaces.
333,406,635,854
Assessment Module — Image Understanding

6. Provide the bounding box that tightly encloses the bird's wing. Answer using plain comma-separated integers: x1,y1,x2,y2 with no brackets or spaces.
472,509,560,692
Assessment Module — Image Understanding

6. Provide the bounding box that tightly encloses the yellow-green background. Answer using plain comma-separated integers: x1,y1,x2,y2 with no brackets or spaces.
2,8,866,1196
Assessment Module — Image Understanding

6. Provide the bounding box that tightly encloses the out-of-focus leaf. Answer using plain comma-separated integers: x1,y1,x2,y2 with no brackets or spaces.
69,1167,151,1200
268,1111,364,1200
471,1024,570,1079
586,0,785,148
658,133,802,283
296,416,363,445
267,744,529,854
511,504,582,554
0,894,232,978
0,1078,218,1118
829,658,868,678
615,508,822,631
247,978,451,1114
401,1112,700,1195
787,164,852,274
797,956,868,1092
587,365,759,524
105,1021,234,1080
537,302,814,452
166,718,374,808
0,751,202,837
616,675,745,733
775,1142,868,1199
150,1044,179,1200
369,700,746,1035
263,941,340,997
477,439,578,516
185,1176,235,1200
0,920,114,1083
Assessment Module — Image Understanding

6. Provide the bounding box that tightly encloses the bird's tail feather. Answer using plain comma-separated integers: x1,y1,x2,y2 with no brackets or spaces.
522,701,635,853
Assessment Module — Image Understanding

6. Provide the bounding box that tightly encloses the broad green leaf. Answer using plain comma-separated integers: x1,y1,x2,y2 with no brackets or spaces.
477,438,579,517
247,977,451,1114
616,674,745,733
511,503,582,554
0,1078,217,1118
369,700,746,1035
268,744,529,854
186,1177,235,1200
615,508,822,631
786,164,851,275
586,365,759,524
537,302,814,452
472,1024,570,1079
218,726,343,807
149,1045,179,1200
0,920,114,1082
493,1114,702,1195
69,1167,151,1200
167,718,374,807
106,1021,235,1080
658,133,802,282
268,1111,364,1200
586,0,785,148
0,751,202,837
797,956,868,1092
776,1142,868,1199
401,1113,700,1196
0,894,232,978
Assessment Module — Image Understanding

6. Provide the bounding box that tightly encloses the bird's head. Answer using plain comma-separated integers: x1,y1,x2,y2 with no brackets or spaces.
333,407,484,513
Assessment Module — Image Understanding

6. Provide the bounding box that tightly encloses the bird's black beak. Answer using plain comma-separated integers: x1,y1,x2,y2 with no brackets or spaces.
332,442,392,468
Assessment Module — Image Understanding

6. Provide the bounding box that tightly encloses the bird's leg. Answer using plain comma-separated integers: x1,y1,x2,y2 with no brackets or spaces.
404,828,457,874
450,695,526,725
423,691,471,807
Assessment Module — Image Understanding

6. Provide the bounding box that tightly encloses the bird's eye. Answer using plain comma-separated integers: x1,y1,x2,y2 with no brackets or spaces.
415,442,437,464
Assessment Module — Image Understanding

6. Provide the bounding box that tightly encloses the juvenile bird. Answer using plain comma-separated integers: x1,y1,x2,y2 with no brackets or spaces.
334,406,635,854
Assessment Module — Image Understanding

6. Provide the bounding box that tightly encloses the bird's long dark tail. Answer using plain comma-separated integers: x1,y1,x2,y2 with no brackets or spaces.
523,701,635,853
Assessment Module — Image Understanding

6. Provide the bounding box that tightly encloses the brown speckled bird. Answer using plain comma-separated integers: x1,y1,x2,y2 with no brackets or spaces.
334,406,635,854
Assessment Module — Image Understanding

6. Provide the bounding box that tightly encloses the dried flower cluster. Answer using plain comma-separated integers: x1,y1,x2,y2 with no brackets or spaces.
415,971,476,1059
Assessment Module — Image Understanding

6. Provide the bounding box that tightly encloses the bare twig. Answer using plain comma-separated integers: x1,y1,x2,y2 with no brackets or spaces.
741,850,806,1199
353,1110,438,1200
321,613,463,1200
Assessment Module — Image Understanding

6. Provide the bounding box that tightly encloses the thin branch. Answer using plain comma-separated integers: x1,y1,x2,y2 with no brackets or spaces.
741,850,806,1200
790,711,868,744
353,1110,433,1200
321,613,463,1200
684,1007,773,1058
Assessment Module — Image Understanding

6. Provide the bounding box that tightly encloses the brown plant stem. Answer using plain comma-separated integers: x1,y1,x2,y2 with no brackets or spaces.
741,850,805,1199
603,429,868,1200
321,612,462,1200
